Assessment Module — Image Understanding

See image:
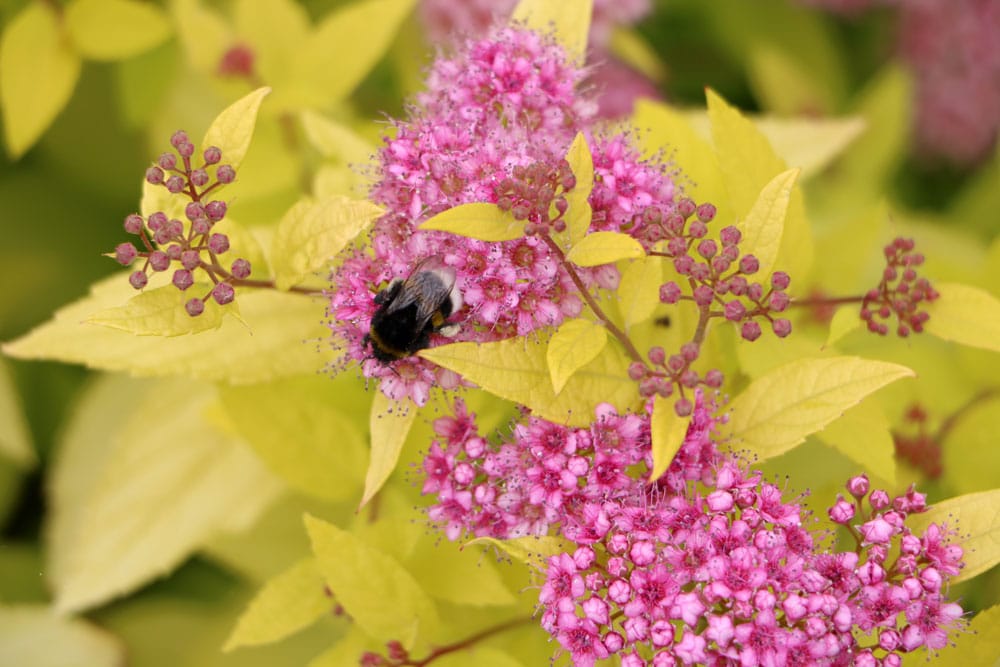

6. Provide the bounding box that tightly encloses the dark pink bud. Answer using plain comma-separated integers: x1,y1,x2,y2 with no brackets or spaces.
205,200,227,221
170,130,189,148
677,198,696,218
711,257,731,274
659,282,681,304
145,166,165,185
172,269,194,290
666,237,687,257
771,271,791,290
185,297,205,317
720,226,741,246
729,276,748,295
673,256,694,275
190,169,209,187
124,214,144,234
769,291,790,312
680,343,699,362
690,262,710,281
147,211,167,230
164,244,181,260
648,346,665,365
149,250,170,271
153,228,171,245
166,175,186,193
688,220,708,238
747,283,764,301
212,282,235,305
216,165,236,184
114,243,137,265
628,362,647,380
203,146,222,165
192,218,211,235
772,318,792,337
208,233,230,254
724,300,746,321
185,202,205,221
697,239,718,259
674,397,693,417
168,219,184,238
180,250,200,270
177,141,195,158
680,369,699,388
704,369,724,388
741,321,762,341
158,152,177,170
696,203,716,223
129,270,148,289
692,285,714,306
231,258,251,279
667,354,685,373
879,629,901,652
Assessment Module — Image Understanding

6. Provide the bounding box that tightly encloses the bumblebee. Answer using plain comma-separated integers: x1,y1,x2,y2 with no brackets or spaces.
365,258,463,362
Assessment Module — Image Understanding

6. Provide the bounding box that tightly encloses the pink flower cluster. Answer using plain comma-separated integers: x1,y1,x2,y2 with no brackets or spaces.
418,396,966,666
328,27,679,404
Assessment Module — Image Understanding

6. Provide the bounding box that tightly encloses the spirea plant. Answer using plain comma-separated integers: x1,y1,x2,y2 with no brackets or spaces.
1,0,999,666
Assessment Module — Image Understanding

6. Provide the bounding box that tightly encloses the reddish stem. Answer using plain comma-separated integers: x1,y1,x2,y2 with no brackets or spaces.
400,616,534,666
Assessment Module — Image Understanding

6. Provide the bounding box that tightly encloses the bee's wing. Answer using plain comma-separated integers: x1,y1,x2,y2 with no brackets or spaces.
385,262,456,330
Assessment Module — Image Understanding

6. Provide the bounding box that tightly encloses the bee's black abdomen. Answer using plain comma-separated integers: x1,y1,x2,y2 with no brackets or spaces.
365,265,459,363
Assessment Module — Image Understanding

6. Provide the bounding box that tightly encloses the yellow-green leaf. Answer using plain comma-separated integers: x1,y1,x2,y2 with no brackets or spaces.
753,116,865,180
272,196,384,289
434,648,527,667
825,306,860,348
420,203,526,242
631,100,728,217
49,375,282,613
218,376,367,502
0,604,123,667
706,88,813,282
649,395,690,481
0,3,81,158
925,282,1000,353
295,0,416,106
908,489,1000,584
421,338,637,428
304,514,438,649
3,273,334,384
405,539,515,607
566,231,644,267
942,394,1000,495
300,110,375,163
85,284,234,336
0,358,34,468
815,399,896,486
737,168,798,279
619,256,662,330
307,627,375,667
65,0,171,61
546,318,607,394
511,0,592,62
747,45,834,117
360,392,418,509
466,536,572,571
201,87,271,174
909,604,1000,667
564,132,594,244
725,356,914,460
171,0,232,73
223,557,330,651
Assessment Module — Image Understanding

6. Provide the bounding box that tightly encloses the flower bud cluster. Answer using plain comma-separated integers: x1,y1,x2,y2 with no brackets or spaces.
494,159,575,235
861,237,938,337
629,343,724,417
891,403,943,480
113,132,249,317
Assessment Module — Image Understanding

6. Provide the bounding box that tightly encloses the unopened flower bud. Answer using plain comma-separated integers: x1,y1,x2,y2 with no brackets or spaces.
827,496,855,524
704,369,724,388
741,320,762,342
212,282,235,305
648,346,666,365
870,489,890,510
177,141,195,158
166,175,186,193
772,318,792,338
771,271,791,290
720,226,741,246
185,297,205,316
677,198,696,218
696,203,716,223
158,152,177,170
190,168,209,187
724,300,746,321
231,258,251,279
203,146,222,165
674,397,693,417
692,285,714,306
185,202,205,221
124,214,144,234
659,282,681,304
114,243,138,265
208,233,230,255
847,474,870,498
129,270,148,289
170,130,189,148
172,269,194,290
145,166,164,185
216,165,236,184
